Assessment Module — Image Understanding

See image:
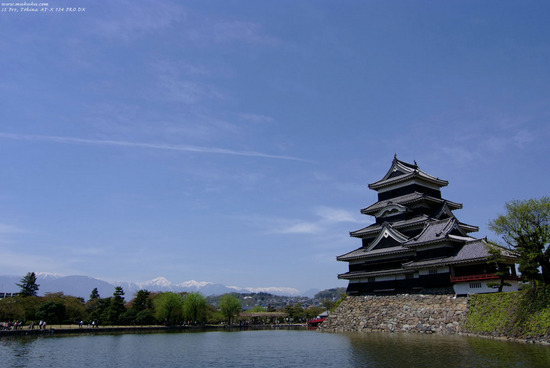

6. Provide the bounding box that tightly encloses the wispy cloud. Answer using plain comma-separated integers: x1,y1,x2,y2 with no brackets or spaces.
211,21,280,45
0,132,311,162
439,146,478,166
512,130,535,147
0,223,25,234
186,20,280,46
270,206,363,235
157,77,223,104
0,224,24,245
315,206,363,223
151,59,227,110
238,113,275,124
439,125,538,166
93,0,185,40
277,222,322,234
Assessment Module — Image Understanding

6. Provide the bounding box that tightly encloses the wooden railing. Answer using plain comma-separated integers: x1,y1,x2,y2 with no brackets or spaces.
450,274,521,283
449,274,499,283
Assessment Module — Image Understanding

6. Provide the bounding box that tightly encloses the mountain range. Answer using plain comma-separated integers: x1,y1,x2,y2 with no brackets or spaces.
0,273,318,299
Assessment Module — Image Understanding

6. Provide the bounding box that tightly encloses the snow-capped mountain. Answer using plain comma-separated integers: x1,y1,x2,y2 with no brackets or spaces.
0,273,302,299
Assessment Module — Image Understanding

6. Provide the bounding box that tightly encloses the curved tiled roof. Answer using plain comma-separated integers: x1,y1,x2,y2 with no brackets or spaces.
360,192,462,215
338,267,414,280
368,157,448,190
402,239,518,269
402,217,473,247
350,215,429,238
336,245,413,261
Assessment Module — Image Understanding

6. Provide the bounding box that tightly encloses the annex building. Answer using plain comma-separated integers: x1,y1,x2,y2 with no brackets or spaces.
337,156,519,296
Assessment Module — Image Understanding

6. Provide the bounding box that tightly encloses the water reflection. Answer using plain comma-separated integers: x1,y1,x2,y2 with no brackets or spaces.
344,332,550,368
1,330,550,367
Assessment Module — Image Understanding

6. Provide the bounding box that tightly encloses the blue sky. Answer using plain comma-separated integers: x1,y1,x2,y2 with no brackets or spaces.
1,1,549,293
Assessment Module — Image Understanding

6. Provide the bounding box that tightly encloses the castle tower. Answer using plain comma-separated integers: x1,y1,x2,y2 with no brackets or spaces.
337,156,519,295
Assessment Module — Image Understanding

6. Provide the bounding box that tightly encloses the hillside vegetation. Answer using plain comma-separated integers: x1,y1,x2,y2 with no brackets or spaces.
464,287,550,341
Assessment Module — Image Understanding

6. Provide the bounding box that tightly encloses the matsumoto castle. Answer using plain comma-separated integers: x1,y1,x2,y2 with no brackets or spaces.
337,156,520,296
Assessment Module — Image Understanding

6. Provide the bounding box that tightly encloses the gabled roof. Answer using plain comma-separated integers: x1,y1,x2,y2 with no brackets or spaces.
350,215,429,238
339,223,413,261
433,201,455,219
360,192,462,215
432,202,479,233
368,156,448,190
365,222,409,250
402,217,474,248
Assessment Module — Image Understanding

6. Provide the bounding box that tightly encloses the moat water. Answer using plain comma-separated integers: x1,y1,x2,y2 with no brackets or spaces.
1,329,550,367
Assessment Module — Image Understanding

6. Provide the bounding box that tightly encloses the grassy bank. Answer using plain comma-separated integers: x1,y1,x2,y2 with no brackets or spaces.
464,287,550,341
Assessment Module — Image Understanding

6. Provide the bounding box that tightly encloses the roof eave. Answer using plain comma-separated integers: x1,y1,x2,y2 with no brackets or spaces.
360,195,462,215
337,248,414,262
368,174,448,191
403,237,463,248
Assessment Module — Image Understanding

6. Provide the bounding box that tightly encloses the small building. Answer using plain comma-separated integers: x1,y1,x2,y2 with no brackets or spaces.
337,156,519,296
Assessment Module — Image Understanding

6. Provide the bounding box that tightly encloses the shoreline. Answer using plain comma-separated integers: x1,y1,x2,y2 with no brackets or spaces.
0,324,306,337
3,324,549,346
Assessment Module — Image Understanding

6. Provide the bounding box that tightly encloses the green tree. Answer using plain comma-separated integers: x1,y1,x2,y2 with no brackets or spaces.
0,297,24,321
64,296,86,323
154,292,183,325
304,306,324,320
87,297,111,325
219,294,242,325
249,306,267,313
20,295,41,322
283,304,305,323
485,243,513,292
119,309,137,325
489,197,550,285
131,290,153,312
124,290,155,325
320,299,337,311
107,286,127,324
36,300,66,324
205,304,223,324
42,292,86,323
135,309,156,325
16,272,39,297
89,288,100,300
0,295,40,322
182,292,207,323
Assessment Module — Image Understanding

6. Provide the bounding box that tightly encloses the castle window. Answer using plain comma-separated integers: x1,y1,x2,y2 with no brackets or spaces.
469,282,482,289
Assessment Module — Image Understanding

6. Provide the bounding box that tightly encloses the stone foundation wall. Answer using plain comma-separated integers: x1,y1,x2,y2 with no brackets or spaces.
320,294,468,334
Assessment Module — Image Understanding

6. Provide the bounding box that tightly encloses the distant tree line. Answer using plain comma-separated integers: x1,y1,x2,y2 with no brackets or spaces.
0,273,245,327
